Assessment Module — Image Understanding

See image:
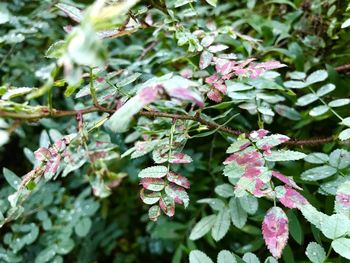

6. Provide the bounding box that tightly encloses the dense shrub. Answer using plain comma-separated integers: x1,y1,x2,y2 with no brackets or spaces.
0,0,350,262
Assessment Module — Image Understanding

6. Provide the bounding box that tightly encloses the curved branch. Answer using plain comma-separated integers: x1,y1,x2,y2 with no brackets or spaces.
0,107,343,146
335,64,350,73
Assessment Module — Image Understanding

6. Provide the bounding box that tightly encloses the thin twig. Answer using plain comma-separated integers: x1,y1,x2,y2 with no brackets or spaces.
0,106,343,146
335,63,350,73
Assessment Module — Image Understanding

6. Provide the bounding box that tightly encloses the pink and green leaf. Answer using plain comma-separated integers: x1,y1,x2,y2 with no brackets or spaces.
272,171,302,190
262,206,289,259
148,205,161,221
167,171,190,189
335,180,350,216
140,189,161,205
165,183,189,208
140,178,165,191
275,186,309,209
159,195,175,217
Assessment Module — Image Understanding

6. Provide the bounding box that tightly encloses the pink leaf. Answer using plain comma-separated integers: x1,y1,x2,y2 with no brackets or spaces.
205,74,219,84
262,206,289,259
207,89,223,102
34,147,52,161
49,139,68,156
44,155,61,179
235,167,272,197
276,186,309,209
336,193,350,206
257,61,287,70
213,82,227,94
138,85,161,105
249,129,269,140
180,68,193,79
167,87,204,107
248,66,263,79
224,150,264,167
214,58,232,75
169,152,193,164
272,171,302,190
334,181,350,215
166,171,190,189
159,195,175,217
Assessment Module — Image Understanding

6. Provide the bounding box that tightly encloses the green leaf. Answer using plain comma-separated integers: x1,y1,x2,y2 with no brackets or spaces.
224,162,245,179
189,215,217,240
148,205,161,221
304,153,329,164
56,3,83,22
198,198,225,211
339,128,350,141
316,83,335,97
239,195,258,215
342,117,350,127
175,0,196,8
56,238,74,255
309,105,329,117
329,149,350,169
264,256,278,263
320,214,350,239
138,166,168,178
0,130,9,147
205,0,218,7
305,242,326,263
189,250,214,263
116,73,142,87
46,40,66,59
3,168,21,190
2,87,35,100
329,99,350,107
296,93,318,106
35,246,57,263
217,250,237,263
289,71,306,80
332,238,350,259
274,104,301,120
199,51,213,70
212,209,230,241
306,70,328,85
300,165,337,181
74,217,92,237
300,204,327,229
264,150,306,162
242,252,260,263
215,184,235,198
229,197,247,229
283,80,307,89
287,210,303,245
341,18,350,28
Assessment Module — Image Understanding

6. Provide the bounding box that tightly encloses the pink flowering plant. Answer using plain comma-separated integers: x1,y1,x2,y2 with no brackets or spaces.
0,0,350,262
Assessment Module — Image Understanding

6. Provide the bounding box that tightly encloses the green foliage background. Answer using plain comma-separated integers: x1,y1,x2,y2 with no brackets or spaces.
0,0,350,262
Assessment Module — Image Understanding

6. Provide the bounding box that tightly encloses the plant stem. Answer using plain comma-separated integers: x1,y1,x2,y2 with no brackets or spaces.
308,87,343,121
0,106,343,146
89,68,98,106
167,120,176,171
324,245,332,262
